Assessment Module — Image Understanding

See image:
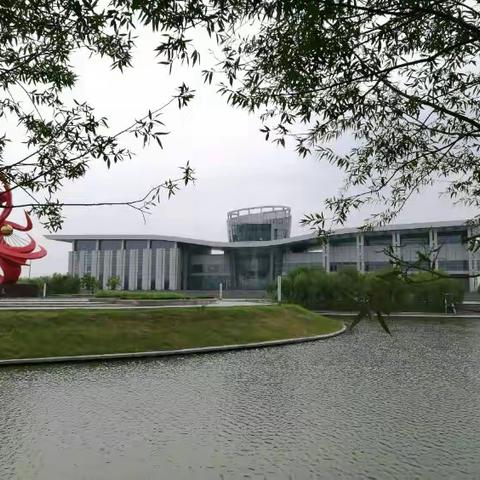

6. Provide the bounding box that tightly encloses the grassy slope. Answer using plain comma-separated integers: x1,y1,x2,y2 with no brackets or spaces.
0,305,343,360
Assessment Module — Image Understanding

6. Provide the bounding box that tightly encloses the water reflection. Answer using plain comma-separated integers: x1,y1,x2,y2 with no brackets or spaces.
0,318,479,479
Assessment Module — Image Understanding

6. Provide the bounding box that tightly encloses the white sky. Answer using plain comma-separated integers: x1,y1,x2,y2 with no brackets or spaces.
4,30,476,277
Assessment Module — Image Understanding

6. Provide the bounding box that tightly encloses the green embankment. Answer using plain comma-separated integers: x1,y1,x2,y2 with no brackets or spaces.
0,305,343,360
94,290,209,300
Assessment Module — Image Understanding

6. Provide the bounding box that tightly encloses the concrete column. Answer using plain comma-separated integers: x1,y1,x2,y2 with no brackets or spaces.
429,229,439,269
229,251,236,288
68,251,74,276
182,248,189,290
324,242,330,272
269,249,274,281
128,250,138,290
73,251,80,276
116,250,125,289
103,251,113,288
141,248,151,290
155,249,166,290
390,232,401,270
91,251,100,280
468,227,478,292
169,248,181,290
356,234,364,272
78,251,86,277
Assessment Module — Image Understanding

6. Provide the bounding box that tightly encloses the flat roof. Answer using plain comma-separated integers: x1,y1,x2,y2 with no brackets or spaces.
45,219,468,249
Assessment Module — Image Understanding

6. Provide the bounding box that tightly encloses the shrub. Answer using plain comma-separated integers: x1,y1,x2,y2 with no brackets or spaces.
80,274,100,293
106,276,121,291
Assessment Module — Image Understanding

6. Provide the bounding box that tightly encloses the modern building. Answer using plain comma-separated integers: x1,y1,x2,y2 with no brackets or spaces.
47,206,480,292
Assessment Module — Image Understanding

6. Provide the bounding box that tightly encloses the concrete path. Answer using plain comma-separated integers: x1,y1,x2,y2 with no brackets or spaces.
0,297,272,310
316,310,480,319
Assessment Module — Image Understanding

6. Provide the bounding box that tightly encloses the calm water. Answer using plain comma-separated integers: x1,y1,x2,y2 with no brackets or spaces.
0,318,479,479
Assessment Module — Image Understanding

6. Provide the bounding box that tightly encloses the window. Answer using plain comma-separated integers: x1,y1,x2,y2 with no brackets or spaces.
438,232,465,245
330,262,357,272
100,240,122,250
438,260,468,271
331,237,356,247
365,261,391,271
76,240,97,251
365,235,391,246
401,233,429,246
125,240,148,250
151,240,174,249
192,264,203,273
232,223,271,241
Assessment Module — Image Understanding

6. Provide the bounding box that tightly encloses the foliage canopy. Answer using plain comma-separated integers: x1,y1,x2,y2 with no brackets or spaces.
3,1,480,233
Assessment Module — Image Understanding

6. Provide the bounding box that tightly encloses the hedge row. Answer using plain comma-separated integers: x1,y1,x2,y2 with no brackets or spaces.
22,274,81,295
272,267,464,313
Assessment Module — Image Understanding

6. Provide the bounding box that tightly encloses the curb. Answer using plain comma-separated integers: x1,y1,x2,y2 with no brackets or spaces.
316,311,480,319
0,325,346,366
88,298,216,306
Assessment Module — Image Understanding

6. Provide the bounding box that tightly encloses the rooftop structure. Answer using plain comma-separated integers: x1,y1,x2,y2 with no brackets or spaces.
227,205,291,242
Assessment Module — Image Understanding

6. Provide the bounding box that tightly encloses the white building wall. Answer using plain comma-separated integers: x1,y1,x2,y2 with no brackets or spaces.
142,248,151,290
128,250,139,291
155,249,166,290
68,251,75,276
78,251,87,277
282,251,324,274
116,250,125,289
169,248,181,290
357,234,365,272
102,250,113,288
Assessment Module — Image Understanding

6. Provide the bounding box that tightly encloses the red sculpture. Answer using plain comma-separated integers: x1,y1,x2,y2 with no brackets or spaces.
0,180,46,283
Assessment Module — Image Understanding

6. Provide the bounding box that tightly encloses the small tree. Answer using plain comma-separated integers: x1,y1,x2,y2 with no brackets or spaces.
80,274,99,294
106,276,121,291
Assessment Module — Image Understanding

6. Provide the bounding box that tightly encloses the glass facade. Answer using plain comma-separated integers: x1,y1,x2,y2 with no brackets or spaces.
227,206,291,242
231,223,271,242
233,250,271,289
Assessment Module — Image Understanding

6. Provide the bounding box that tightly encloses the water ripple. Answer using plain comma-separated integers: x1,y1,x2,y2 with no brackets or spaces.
0,318,479,479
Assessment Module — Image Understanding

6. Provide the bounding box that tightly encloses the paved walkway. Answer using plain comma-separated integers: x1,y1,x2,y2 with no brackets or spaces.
0,298,272,310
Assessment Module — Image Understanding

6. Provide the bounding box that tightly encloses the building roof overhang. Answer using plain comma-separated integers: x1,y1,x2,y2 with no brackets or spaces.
45,219,468,249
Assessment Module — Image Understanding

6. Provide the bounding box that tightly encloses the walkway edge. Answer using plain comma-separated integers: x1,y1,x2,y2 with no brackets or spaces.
0,325,346,366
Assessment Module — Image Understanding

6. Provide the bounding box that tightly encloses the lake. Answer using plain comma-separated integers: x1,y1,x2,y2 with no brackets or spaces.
0,317,479,479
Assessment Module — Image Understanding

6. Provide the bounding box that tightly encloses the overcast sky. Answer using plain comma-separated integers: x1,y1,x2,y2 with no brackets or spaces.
5,29,477,277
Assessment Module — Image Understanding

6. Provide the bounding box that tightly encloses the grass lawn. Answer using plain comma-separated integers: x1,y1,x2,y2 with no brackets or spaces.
0,305,343,360
94,290,210,300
